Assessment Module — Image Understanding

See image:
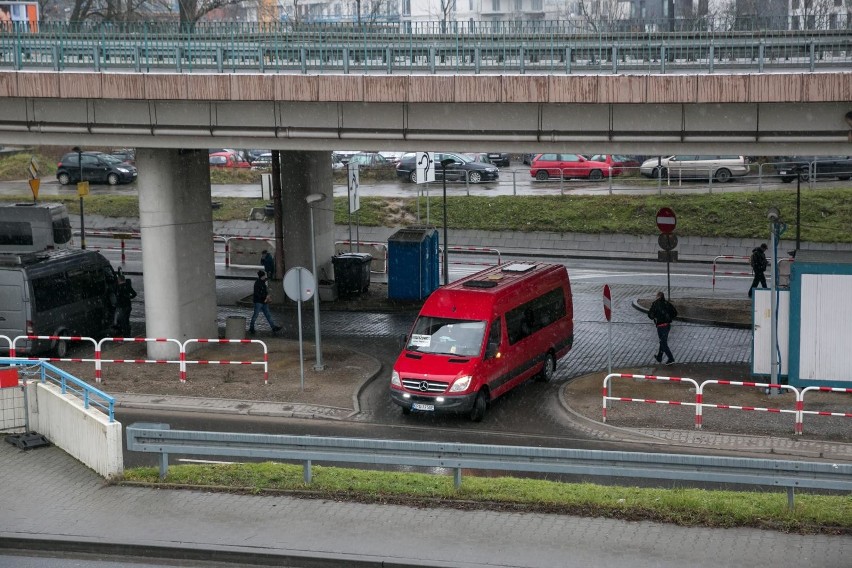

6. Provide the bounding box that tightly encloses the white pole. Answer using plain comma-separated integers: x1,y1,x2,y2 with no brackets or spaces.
770,223,779,396
309,206,324,370
297,271,305,391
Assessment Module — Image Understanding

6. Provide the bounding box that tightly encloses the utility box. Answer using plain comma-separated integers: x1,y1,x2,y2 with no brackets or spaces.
387,226,439,300
0,368,19,388
332,252,372,298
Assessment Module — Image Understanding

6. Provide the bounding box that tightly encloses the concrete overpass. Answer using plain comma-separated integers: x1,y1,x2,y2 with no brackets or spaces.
1,66,850,355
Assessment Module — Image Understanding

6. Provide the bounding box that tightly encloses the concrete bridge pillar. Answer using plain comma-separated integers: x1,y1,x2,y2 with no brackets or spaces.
280,151,334,286
136,148,219,359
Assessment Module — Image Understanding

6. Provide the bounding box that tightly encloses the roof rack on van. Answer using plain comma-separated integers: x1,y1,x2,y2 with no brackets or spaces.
501,263,536,273
0,251,51,266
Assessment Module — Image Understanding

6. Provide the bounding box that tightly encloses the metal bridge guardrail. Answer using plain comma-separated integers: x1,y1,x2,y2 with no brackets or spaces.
2,24,850,74
125,422,852,509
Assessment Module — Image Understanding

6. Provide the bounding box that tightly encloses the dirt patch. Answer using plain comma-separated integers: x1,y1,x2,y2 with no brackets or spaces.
53,339,380,410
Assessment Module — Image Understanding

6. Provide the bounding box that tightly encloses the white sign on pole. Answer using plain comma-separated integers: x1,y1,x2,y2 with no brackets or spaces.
283,266,315,391
415,151,435,184
348,163,360,213
260,173,272,200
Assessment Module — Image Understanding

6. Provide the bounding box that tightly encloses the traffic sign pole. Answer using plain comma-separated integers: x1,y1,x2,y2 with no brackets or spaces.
603,285,612,407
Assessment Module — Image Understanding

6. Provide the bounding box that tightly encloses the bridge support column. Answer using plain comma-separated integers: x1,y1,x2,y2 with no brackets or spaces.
136,149,218,359
280,151,334,286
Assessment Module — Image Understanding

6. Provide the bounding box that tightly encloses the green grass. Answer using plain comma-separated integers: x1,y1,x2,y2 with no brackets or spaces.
120,462,852,534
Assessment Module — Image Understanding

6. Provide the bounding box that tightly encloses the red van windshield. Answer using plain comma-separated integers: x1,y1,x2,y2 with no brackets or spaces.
407,317,486,357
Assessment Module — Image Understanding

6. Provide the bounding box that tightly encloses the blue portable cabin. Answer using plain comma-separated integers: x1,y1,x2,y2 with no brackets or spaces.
787,250,852,389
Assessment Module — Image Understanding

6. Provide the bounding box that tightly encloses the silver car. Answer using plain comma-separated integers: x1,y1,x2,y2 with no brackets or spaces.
640,155,749,183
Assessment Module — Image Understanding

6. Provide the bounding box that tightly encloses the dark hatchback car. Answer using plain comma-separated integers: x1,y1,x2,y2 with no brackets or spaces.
486,152,511,167
396,152,499,184
774,156,852,183
56,152,138,186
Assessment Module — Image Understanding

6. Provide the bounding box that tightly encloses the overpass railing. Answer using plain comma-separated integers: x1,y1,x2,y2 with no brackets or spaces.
1,24,850,74
125,422,852,510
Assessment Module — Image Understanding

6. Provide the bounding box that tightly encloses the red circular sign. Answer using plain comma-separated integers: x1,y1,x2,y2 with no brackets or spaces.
603,284,612,322
656,207,677,234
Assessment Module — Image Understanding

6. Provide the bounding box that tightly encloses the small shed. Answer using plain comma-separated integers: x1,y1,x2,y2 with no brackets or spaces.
787,250,852,388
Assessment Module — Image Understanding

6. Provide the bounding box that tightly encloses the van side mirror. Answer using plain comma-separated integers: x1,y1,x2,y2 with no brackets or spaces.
398,333,408,350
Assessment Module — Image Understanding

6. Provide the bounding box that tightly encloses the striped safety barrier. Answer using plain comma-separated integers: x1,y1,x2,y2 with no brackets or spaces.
10,335,98,363
95,337,183,383
182,338,269,384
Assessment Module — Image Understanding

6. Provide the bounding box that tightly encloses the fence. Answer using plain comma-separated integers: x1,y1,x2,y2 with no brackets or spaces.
125,422,852,509
0,335,267,385
603,373,852,435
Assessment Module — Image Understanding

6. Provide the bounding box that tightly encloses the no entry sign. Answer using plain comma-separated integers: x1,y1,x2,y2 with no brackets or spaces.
656,207,677,233
603,284,612,322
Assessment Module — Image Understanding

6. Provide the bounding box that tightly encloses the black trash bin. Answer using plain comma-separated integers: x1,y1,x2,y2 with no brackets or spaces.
332,252,372,298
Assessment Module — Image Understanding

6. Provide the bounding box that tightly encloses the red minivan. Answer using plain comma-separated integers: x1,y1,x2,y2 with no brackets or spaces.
529,153,615,181
390,262,573,421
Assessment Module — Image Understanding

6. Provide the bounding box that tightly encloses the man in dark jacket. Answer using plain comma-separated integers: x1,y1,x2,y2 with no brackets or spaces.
249,270,281,335
648,291,677,365
748,243,769,298
260,249,275,279
113,273,137,337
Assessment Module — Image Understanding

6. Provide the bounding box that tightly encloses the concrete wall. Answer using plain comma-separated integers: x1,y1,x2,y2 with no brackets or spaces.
26,381,123,479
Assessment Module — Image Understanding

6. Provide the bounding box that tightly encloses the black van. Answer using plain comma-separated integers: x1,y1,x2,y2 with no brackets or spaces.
0,249,117,356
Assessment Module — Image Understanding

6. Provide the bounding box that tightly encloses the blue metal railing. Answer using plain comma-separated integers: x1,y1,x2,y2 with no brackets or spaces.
1,19,850,74
1,358,115,422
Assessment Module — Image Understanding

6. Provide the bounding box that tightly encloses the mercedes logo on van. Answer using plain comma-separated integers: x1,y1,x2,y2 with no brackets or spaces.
419,381,429,392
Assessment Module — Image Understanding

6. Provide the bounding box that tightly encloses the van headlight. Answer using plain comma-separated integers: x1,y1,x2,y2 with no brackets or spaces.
391,370,401,387
449,375,472,393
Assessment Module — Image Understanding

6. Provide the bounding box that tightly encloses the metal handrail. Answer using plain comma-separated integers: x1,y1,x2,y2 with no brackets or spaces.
126,422,852,509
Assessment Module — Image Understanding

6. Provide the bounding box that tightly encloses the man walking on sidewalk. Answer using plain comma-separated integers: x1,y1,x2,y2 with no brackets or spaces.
649,291,677,365
749,243,769,298
249,270,281,335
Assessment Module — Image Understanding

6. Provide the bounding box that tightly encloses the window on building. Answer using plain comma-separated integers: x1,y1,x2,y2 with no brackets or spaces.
403,0,411,16
830,13,838,28
492,0,501,11
515,0,522,10
835,0,842,6
531,0,542,9
792,0,799,8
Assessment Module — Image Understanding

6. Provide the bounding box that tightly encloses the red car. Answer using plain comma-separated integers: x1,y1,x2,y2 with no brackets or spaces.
589,154,641,176
529,153,616,181
209,151,251,168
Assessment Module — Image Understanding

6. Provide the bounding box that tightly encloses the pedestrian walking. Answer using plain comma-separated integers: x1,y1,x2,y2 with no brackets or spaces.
748,243,769,298
113,272,137,337
648,291,677,365
249,270,281,335
260,249,275,279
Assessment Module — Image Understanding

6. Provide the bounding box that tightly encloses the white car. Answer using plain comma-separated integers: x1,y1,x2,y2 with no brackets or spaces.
640,155,749,183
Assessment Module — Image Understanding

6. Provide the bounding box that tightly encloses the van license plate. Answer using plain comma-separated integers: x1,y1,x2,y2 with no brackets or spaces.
412,403,434,411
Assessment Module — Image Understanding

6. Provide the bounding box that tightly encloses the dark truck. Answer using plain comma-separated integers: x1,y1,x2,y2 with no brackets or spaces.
775,156,852,183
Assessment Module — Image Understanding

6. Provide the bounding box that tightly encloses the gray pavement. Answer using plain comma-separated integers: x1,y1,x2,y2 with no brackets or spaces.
2,218,851,566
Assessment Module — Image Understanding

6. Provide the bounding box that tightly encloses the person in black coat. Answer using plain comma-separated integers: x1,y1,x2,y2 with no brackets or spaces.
648,291,677,365
260,250,275,279
249,270,281,334
113,273,137,337
749,243,769,298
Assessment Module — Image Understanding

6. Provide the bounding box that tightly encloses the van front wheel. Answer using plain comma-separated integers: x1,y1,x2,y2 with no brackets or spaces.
469,391,487,422
537,352,556,382
54,339,68,358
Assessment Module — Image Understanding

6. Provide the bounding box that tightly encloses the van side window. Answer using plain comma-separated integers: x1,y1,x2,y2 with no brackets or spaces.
52,217,73,245
32,273,71,312
485,317,501,358
506,288,567,345
0,222,34,246
68,267,105,301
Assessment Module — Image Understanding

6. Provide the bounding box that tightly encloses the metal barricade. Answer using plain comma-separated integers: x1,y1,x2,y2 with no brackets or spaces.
182,338,269,384
602,373,701,426
95,337,183,383
798,386,852,435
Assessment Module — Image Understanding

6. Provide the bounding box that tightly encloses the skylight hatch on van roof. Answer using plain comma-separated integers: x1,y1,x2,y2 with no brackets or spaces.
462,280,498,288
502,263,536,273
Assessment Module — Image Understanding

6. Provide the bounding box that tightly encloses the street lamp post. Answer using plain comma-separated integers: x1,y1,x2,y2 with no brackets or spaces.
72,146,86,249
306,193,326,371
440,158,454,286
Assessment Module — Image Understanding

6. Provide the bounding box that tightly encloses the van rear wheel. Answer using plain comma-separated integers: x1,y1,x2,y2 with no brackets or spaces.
537,352,556,382
469,391,487,422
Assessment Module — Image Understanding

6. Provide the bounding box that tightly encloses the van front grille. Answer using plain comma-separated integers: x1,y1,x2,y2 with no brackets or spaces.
401,379,448,393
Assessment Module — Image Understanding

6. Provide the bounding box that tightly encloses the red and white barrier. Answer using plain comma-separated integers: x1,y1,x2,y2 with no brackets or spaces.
602,373,700,426
95,337,183,383
11,335,99,363
799,386,852,435
698,379,799,430
182,338,269,384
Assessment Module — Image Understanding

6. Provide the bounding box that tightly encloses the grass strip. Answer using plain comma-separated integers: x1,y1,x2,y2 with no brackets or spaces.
121,462,852,534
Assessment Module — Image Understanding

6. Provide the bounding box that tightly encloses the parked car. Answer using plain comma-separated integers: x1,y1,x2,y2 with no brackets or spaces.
378,151,405,165
347,152,392,169
110,148,136,166
250,153,273,170
639,155,749,183
529,153,615,181
486,152,511,167
589,154,641,176
334,150,359,165
774,156,852,183
463,152,493,165
396,152,500,184
209,151,251,168
56,151,138,186
245,149,269,163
